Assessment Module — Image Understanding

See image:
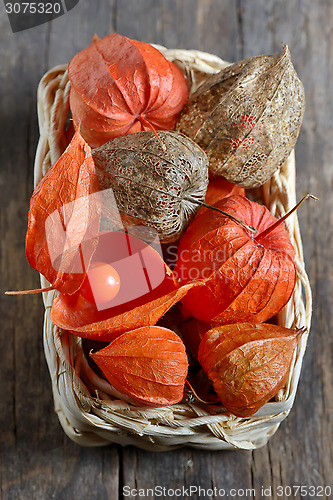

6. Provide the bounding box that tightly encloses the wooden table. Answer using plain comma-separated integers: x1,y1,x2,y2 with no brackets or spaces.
1,1,332,498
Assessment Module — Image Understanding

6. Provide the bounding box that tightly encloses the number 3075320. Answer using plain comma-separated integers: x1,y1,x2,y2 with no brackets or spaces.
5,3,62,14
276,485,332,497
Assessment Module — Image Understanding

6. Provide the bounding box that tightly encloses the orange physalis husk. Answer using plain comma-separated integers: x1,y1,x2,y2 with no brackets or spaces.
51,231,200,341
25,129,101,295
197,177,245,217
204,177,245,207
198,323,305,417
90,326,189,407
174,195,296,324
68,33,189,148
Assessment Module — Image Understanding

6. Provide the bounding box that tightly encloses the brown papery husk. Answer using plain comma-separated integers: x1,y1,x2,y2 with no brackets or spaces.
176,44,305,188
92,130,209,244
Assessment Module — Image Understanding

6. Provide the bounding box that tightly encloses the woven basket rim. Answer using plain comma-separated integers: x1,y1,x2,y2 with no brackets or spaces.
35,46,312,451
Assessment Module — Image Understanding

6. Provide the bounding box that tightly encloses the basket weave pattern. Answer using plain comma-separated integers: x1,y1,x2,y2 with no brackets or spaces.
35,47,312,450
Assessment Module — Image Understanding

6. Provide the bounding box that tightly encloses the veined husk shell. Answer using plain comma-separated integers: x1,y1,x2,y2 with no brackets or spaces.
92,131,209,243
68,33,189,148
176,44,305,188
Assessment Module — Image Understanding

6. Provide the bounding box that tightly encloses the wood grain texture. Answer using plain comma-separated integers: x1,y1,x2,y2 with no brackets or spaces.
0,0,332,499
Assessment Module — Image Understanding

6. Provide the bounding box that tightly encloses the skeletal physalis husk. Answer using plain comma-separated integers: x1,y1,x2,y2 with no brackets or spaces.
176,44,305,188
92,131,209,243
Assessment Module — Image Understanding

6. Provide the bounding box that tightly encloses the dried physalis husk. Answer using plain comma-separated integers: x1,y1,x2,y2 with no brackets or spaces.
174,194,296,324
68,33,189,148
176,44,305,188
90,326,189,406
92,130,209,243
198,323,305,417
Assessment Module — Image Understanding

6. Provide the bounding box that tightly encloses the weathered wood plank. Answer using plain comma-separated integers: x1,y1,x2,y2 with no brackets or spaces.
116,0,161,44
0,6,52,455
1,0,332,498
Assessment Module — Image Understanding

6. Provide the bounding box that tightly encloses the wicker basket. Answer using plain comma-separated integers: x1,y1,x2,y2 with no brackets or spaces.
35,46,312,451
